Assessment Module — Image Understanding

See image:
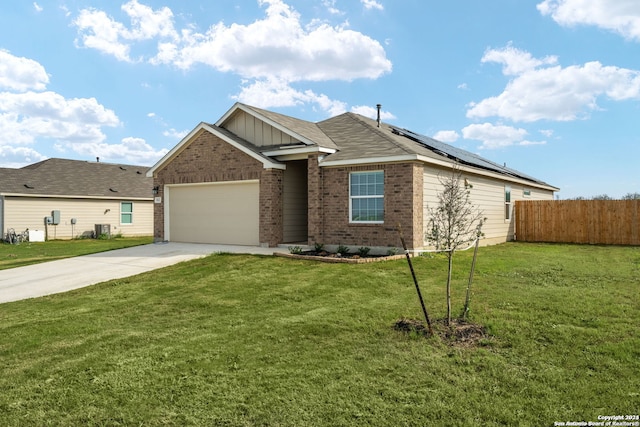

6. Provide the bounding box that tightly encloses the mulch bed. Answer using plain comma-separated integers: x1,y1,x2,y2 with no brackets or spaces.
275,250,407,264
393,317,492,347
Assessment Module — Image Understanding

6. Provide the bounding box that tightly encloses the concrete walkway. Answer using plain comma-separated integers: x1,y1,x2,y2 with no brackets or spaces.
0,242,288,304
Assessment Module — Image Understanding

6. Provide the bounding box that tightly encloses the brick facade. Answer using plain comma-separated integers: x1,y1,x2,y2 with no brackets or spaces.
307,153,323,244
259,169,283,246
313,162,423,249
152,129,281,245
152,128,424,249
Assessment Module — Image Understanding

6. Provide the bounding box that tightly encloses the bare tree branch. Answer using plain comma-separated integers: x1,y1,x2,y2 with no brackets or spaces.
425,164,484,325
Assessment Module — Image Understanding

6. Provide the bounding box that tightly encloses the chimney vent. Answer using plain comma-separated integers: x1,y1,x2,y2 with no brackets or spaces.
376,104,382,128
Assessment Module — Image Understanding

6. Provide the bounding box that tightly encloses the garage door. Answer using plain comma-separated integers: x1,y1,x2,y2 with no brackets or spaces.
168,181,259,245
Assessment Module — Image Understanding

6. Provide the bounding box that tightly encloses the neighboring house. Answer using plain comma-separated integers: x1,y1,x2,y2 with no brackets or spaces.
147,103,558,250
0,158,153,240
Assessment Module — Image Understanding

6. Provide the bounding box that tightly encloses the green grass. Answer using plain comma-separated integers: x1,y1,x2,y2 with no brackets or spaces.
0,243,638,426
0,236,153,270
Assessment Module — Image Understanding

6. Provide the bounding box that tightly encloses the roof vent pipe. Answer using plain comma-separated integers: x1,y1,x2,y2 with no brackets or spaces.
96,157,100,163
376,104,382,128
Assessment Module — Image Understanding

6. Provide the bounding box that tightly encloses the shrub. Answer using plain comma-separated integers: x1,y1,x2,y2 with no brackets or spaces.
357,246,371,257
288,246,303,254
313,242,324,252
336,244,350,256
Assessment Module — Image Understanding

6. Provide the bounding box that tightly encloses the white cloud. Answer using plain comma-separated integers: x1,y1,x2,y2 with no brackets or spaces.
0,93,119,146
33,2,43,13
233,78,348,116
0,49,49,92
540,129,554,137
481,43,557,76
467,45,640,122
361,0,384,11
74,9,132,61
152,0,391,82
350,105,395,121
537,0,640,42
0,146,47,168
462,123,546,149
76,0,391,82
60,5,71,17
433,130,460,143
0,51,120,166
74,0,177,62
73,0,391,115
120,0,177,40
66,137,168,165
322,0,343,15
162,128,189,139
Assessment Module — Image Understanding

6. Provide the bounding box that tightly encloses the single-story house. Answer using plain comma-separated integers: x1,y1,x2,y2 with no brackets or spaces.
0,158,153,240
147,103,559,250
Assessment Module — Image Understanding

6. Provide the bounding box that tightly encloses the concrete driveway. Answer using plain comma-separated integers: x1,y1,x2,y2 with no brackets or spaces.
0,242,288,304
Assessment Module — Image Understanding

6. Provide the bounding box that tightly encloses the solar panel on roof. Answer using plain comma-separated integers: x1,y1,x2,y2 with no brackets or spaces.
389,126,545,185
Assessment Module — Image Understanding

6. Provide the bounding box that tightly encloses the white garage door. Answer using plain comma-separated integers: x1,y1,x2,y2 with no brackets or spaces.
168,181,259,245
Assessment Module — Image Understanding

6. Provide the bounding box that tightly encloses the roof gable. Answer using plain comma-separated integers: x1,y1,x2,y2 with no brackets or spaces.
146,122,285,177
217,103,338,150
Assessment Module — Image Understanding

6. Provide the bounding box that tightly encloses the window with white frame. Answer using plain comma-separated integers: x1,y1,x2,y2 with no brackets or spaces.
121,202,133,224
505,185,511,220
523,188,531,197
350,171,384,223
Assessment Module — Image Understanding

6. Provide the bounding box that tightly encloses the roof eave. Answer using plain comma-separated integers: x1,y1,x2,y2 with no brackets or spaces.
0,193,153,200
262,146,336,161
320,154,559,192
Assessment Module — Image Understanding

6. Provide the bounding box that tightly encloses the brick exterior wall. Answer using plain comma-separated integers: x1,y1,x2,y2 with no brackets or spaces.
152,128,282,245
259,169,283,246
307,153,323,244
316,162,423,249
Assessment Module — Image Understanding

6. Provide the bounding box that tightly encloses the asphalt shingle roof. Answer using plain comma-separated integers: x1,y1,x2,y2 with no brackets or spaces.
317,112,554,187
0,158,153,198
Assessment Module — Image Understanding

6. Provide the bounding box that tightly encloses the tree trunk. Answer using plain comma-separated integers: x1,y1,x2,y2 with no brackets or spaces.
462,236,480,320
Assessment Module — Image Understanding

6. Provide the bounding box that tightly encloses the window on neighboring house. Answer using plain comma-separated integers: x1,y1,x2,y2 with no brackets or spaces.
121,202,133,224
523,188,531,197
350,171,384,223
505,185,511,220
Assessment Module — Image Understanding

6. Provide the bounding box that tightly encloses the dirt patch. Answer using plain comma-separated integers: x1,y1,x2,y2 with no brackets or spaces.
393,317,492,347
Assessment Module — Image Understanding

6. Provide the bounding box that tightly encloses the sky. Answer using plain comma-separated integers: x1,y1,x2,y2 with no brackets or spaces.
0,0,639,199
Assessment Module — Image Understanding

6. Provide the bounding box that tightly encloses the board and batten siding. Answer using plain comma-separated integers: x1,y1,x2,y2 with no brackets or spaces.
282,160,308,243
224,110,297,148
422,166,554,247
2,197,153,239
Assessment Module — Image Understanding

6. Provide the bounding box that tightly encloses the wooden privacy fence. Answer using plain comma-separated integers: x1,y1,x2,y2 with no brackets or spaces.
515,200,640,245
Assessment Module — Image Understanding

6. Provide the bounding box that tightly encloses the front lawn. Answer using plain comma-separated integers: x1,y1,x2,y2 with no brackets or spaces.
0,243,638,426
0,236,153,270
